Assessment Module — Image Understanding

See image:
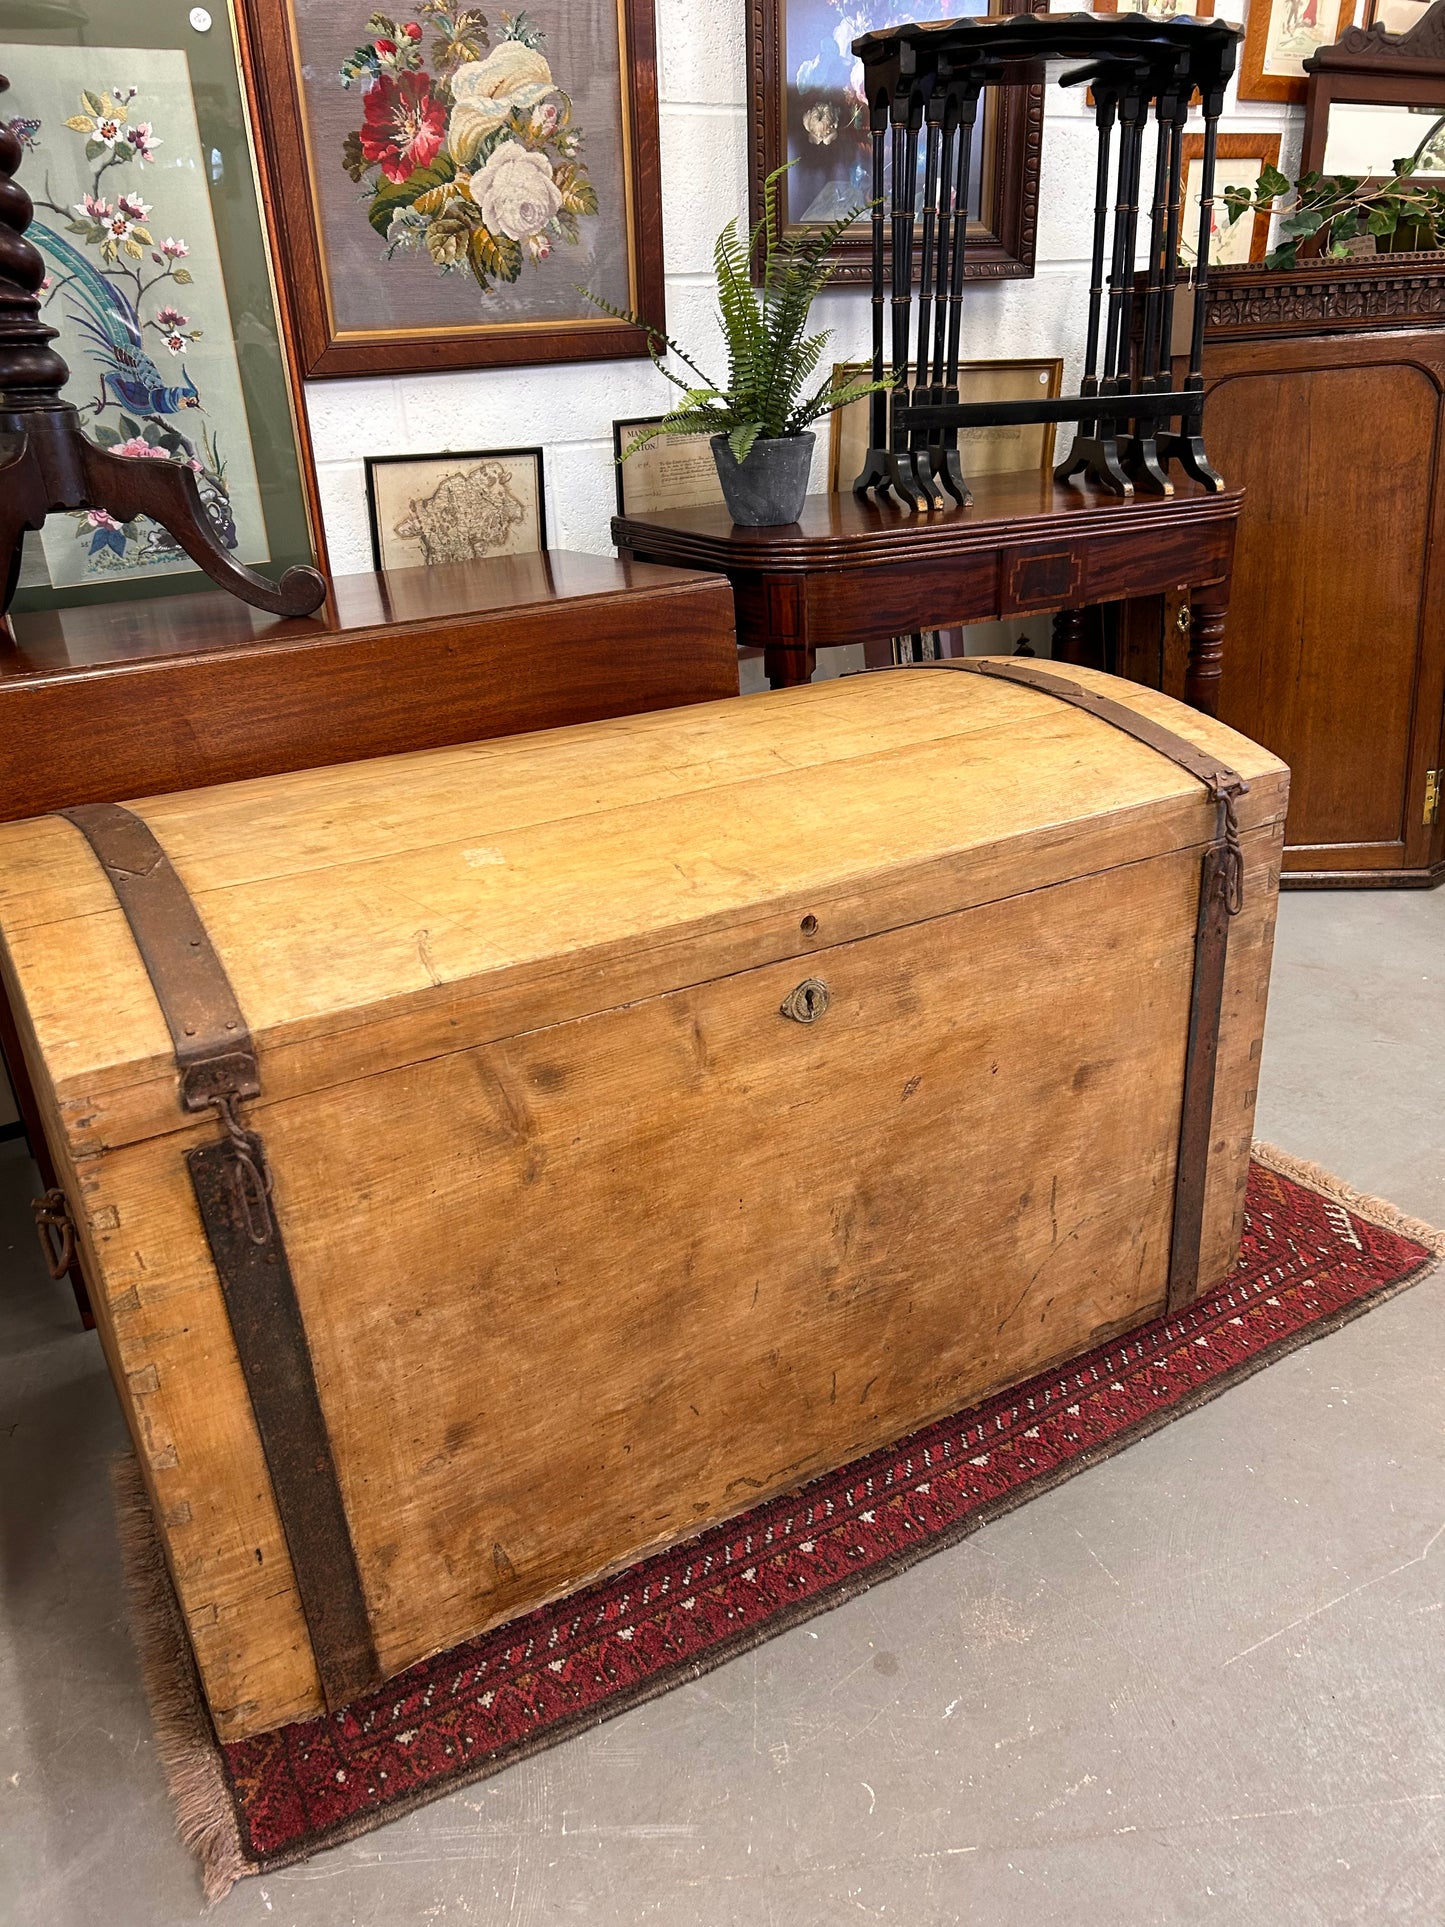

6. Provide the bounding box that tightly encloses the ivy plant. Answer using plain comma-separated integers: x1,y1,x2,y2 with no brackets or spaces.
1223,149,1445,270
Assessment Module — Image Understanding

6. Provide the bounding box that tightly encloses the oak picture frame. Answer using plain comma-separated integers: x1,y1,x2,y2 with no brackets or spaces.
1182,131,1284,263
236,0,666,377
1239,0,1357,104
746,0,1046,287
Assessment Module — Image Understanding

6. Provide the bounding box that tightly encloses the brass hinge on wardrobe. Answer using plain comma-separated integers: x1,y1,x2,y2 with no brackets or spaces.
1425,769,1441,827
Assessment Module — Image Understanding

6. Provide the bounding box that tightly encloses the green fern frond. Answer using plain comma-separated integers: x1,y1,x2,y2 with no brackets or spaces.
584,161,880,466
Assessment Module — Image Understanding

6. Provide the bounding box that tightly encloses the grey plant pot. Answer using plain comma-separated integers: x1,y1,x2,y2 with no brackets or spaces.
710,432,815,527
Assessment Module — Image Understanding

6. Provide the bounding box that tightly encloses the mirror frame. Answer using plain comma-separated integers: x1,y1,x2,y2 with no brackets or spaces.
1303,0,1445,181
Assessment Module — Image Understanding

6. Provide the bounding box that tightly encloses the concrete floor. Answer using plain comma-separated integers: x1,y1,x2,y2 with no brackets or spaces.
1,886,1441,1927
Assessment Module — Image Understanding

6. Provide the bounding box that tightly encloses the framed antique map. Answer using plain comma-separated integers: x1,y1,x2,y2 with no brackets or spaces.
365,447,546,569
747,0,1045,285
239,0,666,376
2,10,324,616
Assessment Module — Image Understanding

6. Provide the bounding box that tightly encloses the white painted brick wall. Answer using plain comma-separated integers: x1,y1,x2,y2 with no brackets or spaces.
304,0,1302,570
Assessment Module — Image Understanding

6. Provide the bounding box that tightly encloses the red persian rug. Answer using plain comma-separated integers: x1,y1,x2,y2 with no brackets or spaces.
115,1146,1443,1898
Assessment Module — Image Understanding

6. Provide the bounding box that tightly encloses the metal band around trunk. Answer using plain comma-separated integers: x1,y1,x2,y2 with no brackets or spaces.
58,803,381,1712
908,660,1249,1315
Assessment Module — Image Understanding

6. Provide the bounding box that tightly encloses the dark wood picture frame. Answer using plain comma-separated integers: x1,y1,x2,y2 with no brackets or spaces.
1302,0,1445,177
1239,0,1358,104
746,0,1046,286
365,447,548,571
236,0,666,378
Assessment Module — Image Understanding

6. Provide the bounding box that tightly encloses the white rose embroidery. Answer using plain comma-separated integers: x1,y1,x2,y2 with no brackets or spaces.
447,43,556,162
473,141,563,241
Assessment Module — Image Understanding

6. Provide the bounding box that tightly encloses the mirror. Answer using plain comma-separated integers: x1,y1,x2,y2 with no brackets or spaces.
1323,100,1445,173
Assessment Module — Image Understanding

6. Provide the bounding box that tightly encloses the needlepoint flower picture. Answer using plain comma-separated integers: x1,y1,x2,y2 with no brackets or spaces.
241,0,665,375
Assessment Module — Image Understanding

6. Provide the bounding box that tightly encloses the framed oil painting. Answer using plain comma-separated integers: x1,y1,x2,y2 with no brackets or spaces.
612,418,726,516
1240,0,1357,103
239,0,665,377
827,356,1062,492
2,11,325,617
1180,133,1283,265
747,0,1046,286
366,447,546,569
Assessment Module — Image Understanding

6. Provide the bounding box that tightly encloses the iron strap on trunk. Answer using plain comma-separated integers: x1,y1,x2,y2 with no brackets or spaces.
54,802,381,1711
907,659,1249,1315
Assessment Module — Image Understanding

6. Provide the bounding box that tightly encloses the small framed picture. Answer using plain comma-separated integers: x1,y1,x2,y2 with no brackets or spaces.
827,357,1064,495
1240,0,1357,104
1091,0,1215,15
1180,133,1284,265
365,449,547,573
613,418,727,517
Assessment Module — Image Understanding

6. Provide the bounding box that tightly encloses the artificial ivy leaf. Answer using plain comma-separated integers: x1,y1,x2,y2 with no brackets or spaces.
1367,204,1397,234
1264,241,1300,270
1258,162,1291,198
1278,209,1324,238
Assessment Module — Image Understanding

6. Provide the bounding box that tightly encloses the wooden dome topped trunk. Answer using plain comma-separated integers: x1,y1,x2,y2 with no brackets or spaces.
0,666,1287,1740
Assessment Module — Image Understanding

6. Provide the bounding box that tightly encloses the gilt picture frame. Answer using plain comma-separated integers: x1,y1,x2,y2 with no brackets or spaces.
237,0,665,377
746,0,1046,286
365,446,547,570
827,356,1063,492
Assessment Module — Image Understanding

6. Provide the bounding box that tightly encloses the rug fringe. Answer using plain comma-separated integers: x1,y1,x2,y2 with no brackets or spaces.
110,1457,252,1903
1251,1141,1445,1258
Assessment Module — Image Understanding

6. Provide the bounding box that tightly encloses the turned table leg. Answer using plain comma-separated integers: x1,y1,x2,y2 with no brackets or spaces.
1051,606,1095,668
761,576,813,689
1185,581,1228,718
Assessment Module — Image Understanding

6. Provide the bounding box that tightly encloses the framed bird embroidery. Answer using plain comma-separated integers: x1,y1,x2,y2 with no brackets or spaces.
2,29,324,612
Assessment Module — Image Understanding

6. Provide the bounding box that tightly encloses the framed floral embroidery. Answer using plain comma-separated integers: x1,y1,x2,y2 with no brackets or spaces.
2,17,325,615
240,0,666,375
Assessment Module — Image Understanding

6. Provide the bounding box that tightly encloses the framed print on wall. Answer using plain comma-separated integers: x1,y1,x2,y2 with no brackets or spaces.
827,356,1063,492
1180,132,1284,264
1239,0,1357,103
1091,0,1215,14
612,418,726,516
747,0,1046,286
238,0,666,377
365,447,546,570
2,7,326,618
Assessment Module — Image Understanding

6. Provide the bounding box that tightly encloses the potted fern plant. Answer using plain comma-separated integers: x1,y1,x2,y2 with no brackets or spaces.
587,164,891,526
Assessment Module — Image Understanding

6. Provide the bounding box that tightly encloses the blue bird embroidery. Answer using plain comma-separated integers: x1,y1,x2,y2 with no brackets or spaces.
31,221,201,418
